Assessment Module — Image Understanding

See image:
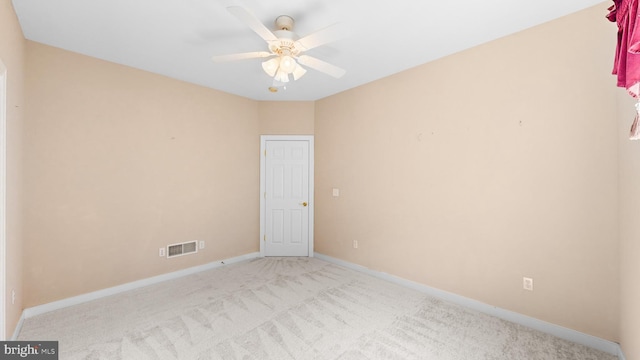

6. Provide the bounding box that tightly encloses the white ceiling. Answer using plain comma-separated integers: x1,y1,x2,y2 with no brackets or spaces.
12,0,605,101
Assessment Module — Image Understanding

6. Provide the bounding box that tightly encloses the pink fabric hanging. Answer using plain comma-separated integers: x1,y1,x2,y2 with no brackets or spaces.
608,0,640,97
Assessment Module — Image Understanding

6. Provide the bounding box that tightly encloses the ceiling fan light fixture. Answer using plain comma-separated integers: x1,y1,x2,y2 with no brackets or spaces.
292,63,307,81
279,55,297,73
275,69,290,83
261,57,280,77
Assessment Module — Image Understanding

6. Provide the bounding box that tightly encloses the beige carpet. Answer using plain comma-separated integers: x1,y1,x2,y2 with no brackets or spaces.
18,257,616,359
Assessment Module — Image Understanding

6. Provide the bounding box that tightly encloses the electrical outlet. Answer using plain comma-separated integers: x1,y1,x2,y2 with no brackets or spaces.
159,247,165,257
199,241,205,250
353,240,358,249
523,277,534,291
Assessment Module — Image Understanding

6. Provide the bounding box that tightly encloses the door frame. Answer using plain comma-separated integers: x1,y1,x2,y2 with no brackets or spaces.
260,135,314,257
0,59,7,340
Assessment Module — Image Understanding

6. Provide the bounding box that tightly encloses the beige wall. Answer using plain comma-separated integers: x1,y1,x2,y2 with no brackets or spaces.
258,101,314,135
0,0,25,338
23,42,260,307
315,4,619,341
618,90,640,359
20,43,315,309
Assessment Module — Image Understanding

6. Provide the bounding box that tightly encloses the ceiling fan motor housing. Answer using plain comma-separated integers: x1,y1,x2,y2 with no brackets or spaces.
269,29,301,56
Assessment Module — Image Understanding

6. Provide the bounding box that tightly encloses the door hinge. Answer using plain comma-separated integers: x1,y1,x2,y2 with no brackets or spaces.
263,235,266,242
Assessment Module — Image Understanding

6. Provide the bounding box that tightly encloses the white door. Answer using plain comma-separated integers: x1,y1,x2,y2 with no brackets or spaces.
0,60,7,340
260,136,314,257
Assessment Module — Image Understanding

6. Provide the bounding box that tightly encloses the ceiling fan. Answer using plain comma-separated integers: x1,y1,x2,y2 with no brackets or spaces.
212,6,346,85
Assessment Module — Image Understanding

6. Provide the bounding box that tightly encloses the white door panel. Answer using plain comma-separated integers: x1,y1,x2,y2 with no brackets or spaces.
260,136,313,257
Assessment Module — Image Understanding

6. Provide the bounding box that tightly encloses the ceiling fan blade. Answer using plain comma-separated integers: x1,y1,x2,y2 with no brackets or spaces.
297,55,346,78
296,23,343,51
212,51,272,62
227,6,278,42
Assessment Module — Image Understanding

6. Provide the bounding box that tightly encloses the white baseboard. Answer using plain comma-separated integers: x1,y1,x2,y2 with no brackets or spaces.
10,312,25,340
19,252,260,322
618,347,627,360
314,252,623,358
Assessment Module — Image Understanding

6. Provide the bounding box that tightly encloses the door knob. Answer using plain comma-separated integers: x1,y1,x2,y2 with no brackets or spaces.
301,202,308,207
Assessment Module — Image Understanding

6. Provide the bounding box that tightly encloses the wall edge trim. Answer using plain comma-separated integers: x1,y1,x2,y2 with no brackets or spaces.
19,252,260,322
314,252,622,357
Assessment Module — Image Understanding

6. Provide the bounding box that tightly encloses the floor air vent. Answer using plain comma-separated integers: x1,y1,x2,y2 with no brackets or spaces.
167,241,198,258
